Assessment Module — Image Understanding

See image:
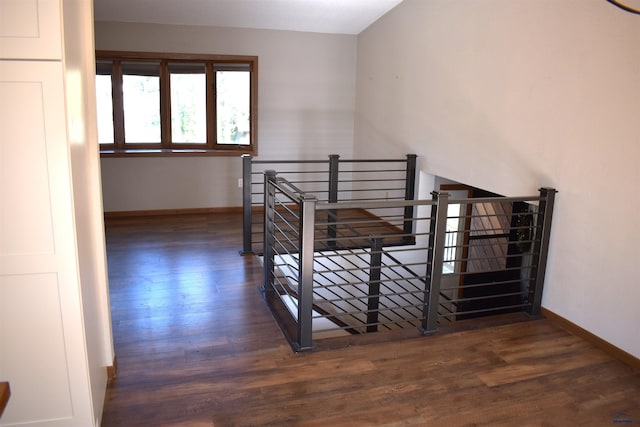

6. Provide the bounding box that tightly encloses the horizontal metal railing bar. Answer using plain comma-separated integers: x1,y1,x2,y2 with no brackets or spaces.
360,305,425,315
316,254,425,272
261,172,330,177
275,282,421,333
272,233,299,254
269,183,302,203
317,290,424,305
313,257,370,282
468,233,511,240
338,169,406,174
272,222,297,235
313,271,358,295
448,195,541,204
273,201,300,220
318,217,408,230
449,247,537,261
273,261,299,274
328,196,411,203
336,178,406,183
443,253,537,264
315,214,412,226
252,173,329,180
317,258,419,289
313,221,412,234
312,283,363,301
452,266,528,277
308,314,420,330
313,232,421,244
313,289,366,313
318,199,436,210
309,259,429,276
444,291,528,304
378,243,432,252
273,176,308,196
273,273,297,291
312,305,423,327
455,226,538,235
315,298,423,312
443,264,537,274
313,291,366,314
313,278,427,291
345,187,407,193
438,303,530,318
383,253,429,282
312,269,372,287
442,240,540,251
312,304,425,320
449,209,539,217
252,157,409,165
273,234,300,251
334,198,408,203
337,158,408,164
323,211,430,220
315,280,422,296
311,267,365,287
316,213,409,224
252,159,329,165
440,279,525,292
313,284,421,299
273,216,300,238
268,180,331,186
313,290,365,314
315,223,411,235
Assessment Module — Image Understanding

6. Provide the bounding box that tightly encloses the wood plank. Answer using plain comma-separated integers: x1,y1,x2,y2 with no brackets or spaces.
101,212,640,426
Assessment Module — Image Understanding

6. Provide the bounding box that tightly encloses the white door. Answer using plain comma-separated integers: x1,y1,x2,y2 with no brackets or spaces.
0,60,93,427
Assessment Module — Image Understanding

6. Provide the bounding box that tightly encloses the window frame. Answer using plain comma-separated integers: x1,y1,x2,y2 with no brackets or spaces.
96,50,258,157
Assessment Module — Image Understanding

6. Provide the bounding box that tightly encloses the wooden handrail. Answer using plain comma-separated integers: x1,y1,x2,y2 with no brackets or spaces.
0,382,10,418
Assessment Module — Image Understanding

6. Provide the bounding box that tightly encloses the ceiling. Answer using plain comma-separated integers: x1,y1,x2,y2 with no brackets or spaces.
93,0,404,35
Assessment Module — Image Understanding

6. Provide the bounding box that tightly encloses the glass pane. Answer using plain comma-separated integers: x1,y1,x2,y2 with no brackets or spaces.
122,61,161,144
95,73,114,144
169,63,206,144
216,70,250,145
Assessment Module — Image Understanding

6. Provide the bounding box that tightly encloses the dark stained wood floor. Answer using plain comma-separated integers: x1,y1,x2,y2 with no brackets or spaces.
101,213,639,426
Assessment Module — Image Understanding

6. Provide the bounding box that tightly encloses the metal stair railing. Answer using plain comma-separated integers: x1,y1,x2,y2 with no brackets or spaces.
241,154,417,255
261,170,557,351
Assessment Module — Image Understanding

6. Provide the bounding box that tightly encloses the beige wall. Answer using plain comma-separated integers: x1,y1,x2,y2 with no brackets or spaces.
356,0,640,357
95,22,357,211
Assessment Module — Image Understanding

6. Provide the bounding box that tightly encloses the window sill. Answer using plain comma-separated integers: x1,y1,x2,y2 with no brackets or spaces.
100,148,256,158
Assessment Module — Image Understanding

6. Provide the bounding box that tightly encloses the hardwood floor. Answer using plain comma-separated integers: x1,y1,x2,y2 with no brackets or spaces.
101,213,639,426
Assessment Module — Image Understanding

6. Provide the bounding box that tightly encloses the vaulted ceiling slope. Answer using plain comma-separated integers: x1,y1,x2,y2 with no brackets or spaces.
93,0,404,35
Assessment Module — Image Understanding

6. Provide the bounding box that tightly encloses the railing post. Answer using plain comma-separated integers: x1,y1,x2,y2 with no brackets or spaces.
327,154,340,248
366,235,383,333
298,194,317,351
261,170,277,297
527,187,557,316
328,154,340,203
241,154,254,254
403,154,418,238
421,191,449,333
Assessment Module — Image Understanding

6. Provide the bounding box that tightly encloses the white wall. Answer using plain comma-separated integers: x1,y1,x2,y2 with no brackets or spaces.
1,1,111,425
64,1,113,424
355,0,640,357
95,22,357,211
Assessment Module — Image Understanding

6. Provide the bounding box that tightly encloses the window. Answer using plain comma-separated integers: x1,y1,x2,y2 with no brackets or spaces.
95,51,257,157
